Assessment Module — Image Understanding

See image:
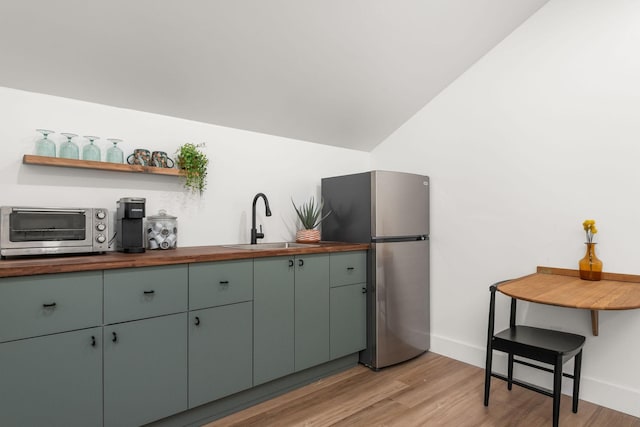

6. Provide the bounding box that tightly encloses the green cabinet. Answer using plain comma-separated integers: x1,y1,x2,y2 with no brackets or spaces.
0,327,103,427
253,257,295,385
330,283,366,359
254,253,331,383
189,302,253,407
103,313,188,427
103,264,189,427
0,272,103,427
330,251,367,359
294,254,330,371
0,249,366,425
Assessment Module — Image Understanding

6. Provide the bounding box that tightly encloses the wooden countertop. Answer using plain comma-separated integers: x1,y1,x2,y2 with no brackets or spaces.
0,242,369,278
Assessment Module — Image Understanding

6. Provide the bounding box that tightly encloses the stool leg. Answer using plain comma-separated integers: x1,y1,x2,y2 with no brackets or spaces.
552,356,562,427
484,286,498,407
507,353,514,390
484,347,493,406
573,350,583,413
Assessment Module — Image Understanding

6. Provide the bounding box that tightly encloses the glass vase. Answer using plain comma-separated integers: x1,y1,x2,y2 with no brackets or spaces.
579,243,602,281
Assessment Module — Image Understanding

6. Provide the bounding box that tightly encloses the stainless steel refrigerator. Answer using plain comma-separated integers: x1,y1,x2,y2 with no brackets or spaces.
321,170,430,369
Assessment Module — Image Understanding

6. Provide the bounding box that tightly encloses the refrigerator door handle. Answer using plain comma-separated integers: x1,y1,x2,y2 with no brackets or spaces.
371,235,428,243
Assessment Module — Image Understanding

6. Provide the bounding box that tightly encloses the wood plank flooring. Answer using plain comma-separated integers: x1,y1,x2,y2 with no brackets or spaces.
204,352,640,426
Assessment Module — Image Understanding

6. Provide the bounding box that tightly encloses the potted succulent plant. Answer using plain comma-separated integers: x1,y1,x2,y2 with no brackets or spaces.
175,143,208,195
291,196,331,243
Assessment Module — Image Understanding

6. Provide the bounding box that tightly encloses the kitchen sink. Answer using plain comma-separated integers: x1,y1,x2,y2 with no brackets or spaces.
223,242,320,250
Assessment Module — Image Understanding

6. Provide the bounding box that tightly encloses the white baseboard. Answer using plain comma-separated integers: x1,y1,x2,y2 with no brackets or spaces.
430,334,640,418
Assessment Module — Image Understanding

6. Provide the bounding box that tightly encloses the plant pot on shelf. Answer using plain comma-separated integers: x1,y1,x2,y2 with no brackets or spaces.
296,229,320,243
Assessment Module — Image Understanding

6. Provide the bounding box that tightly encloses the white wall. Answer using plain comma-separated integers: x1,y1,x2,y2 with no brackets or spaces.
0,86,371,246
372,0,640,417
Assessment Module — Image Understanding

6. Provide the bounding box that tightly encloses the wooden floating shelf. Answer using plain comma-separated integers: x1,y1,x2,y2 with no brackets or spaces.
23,155,182,177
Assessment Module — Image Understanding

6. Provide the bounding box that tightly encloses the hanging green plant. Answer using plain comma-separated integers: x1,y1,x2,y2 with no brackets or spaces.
175,142,209,194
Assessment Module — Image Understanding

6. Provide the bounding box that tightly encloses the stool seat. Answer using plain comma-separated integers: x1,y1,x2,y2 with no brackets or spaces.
493,325,585,364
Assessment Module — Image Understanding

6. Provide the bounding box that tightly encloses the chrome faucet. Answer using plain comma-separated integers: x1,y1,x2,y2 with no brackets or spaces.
251,193,272,244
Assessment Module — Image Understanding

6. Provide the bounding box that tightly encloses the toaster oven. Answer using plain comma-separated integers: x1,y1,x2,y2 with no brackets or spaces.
0,206,110,257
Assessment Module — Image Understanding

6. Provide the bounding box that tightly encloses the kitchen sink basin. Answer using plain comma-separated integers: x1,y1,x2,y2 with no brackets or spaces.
224,242,320,250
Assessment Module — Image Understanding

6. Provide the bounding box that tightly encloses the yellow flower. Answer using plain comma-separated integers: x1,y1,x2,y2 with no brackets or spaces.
582,219,598,243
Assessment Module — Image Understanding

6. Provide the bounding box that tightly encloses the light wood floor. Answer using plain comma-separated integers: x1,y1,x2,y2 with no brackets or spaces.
204,352,640,427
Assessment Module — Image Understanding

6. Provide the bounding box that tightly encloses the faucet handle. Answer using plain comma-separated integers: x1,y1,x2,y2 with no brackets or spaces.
256,224,264,240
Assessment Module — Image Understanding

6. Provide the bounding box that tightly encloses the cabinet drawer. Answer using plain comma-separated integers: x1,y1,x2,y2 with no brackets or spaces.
330,251,367,287
189,260,253,310
104,265,188,324
0,272,102,343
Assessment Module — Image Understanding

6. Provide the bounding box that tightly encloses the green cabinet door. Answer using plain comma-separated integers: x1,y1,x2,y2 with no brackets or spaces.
0,327,102,427
189,302,253,408
294,254,330,371
253,257,295,385
330,283,367,359
103,313,188,427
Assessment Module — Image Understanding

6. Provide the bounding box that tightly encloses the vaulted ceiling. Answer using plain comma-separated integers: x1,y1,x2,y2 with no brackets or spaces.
0,0,549,151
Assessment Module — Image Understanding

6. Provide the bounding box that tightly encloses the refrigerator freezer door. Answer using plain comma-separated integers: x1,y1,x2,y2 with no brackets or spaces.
372,171,429,238
369,239,429,368
321,172,372,243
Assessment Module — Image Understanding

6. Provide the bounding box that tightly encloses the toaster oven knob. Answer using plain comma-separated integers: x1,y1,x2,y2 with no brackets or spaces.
96,234,106,244
96,210,106,220
96,223,106,231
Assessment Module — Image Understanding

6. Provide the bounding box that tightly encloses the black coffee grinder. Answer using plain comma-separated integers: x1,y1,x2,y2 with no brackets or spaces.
116,197,146,253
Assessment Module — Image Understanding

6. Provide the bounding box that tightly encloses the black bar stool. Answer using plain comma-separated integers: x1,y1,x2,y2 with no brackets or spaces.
484,282,586,427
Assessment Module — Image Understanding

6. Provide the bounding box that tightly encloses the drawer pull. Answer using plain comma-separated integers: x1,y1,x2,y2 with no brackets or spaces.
143,290,155,295
194,316,201,326
362,287,367,294
112,332,118,343
347,267,355,271
42,302,57,308
289,260,294,267
91,336,96,347
219,280,229,285
298,259,304,267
